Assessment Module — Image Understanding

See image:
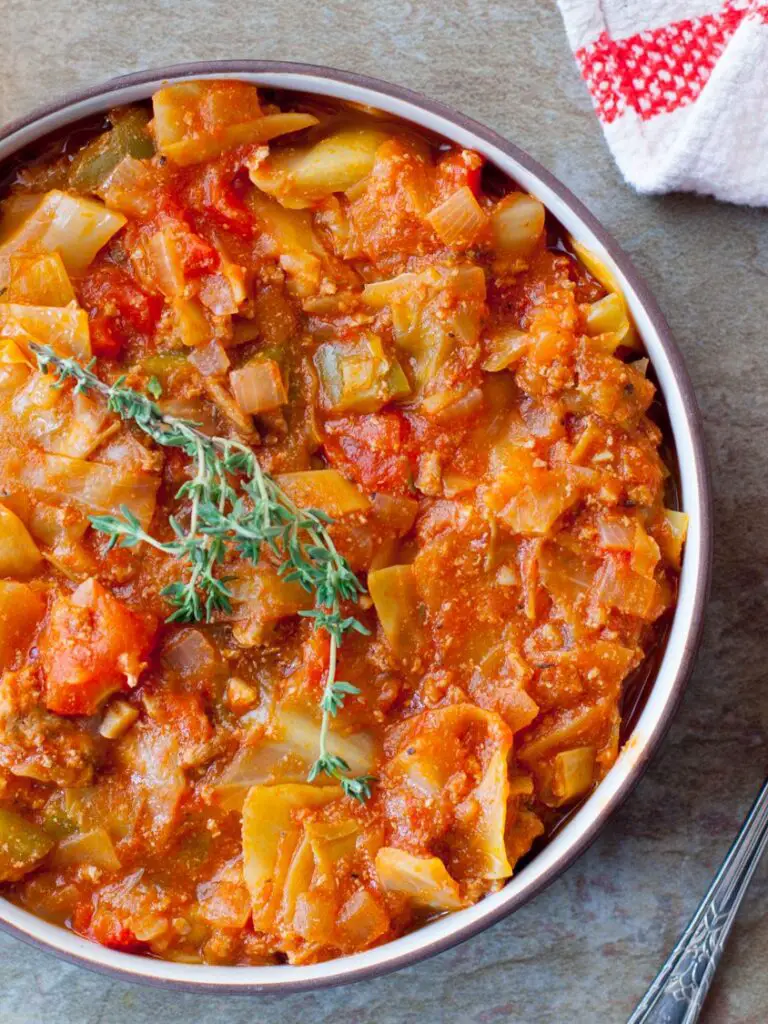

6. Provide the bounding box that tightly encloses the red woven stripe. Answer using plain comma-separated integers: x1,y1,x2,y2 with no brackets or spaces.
575,1,768,124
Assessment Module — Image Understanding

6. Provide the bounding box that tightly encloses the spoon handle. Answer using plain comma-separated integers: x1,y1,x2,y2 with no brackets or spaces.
628,776,768,1024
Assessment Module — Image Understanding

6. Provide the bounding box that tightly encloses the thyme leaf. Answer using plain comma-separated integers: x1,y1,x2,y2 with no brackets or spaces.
31,343,375,799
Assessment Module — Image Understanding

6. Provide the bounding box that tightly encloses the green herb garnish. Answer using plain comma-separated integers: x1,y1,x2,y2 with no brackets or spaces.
146,374,163,399
32,343,374,800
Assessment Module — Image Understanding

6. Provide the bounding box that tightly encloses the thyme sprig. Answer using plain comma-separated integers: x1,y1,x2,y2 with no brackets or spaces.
32,343,374,800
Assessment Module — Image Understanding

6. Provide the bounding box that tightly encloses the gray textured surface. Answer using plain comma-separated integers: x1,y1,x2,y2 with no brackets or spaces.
1,2,767,1022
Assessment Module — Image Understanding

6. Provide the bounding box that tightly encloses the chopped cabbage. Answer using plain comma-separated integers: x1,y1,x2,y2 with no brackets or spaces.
250,126,390,208
368,564,423,657
0,302,91,360
241,783,339,921
0,580,46,672
0,190,126,286
0,809,54,882
153,81,318,165
0,504,42,578
6,253,75,306
276,469,370,515
375,848,464,911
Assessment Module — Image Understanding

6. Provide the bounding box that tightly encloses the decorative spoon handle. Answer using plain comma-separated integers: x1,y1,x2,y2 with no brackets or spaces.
628,776,768,1024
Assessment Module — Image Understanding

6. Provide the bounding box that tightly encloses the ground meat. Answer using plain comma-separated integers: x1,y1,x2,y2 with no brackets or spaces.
0,668,100,787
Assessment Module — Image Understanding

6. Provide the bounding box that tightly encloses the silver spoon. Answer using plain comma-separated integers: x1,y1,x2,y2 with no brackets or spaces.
628,776,768,1023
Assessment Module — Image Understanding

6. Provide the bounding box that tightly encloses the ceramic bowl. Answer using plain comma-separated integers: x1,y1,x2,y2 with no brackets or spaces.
0,60,712,993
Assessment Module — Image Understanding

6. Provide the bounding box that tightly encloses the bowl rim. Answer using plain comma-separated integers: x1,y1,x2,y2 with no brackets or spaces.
0,60,712,994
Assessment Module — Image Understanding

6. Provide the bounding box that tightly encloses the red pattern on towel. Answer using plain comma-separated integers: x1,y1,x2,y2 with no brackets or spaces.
575,1,768,123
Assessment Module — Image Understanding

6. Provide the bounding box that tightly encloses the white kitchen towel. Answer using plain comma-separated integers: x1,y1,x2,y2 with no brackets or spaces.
557,0,768,204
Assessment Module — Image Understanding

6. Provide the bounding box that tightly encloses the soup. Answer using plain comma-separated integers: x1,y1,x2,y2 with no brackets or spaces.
0,80,686,965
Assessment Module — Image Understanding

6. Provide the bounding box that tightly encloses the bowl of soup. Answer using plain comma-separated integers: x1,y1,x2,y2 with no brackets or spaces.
0,61,711,992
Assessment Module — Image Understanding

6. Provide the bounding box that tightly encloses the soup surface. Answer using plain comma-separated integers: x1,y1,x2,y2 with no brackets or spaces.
0,81,686,965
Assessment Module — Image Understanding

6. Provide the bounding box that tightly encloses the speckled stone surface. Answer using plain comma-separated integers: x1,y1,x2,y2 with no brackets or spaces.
1,2,767,1021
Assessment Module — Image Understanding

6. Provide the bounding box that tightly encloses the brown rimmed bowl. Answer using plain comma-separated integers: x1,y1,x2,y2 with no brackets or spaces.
0,60,712,994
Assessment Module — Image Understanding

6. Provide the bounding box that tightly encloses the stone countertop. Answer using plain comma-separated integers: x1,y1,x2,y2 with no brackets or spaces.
1,2,767,1022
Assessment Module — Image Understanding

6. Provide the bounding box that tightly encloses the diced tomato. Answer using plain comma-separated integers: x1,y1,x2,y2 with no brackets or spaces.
87,907,145,952
40,578,156,716
434,149,484,201
80,265,163,334
74,901,146,954
88,315,123,358
186,161,255,237
154,188,190,223
79,264,164,357
173,225,220,278
323,413,414,495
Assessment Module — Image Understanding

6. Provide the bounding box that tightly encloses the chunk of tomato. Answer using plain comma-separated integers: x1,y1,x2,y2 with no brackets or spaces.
434,149,484,201
323,413,414,495
79,264,164,357
186,161,255,238
40,578,156,716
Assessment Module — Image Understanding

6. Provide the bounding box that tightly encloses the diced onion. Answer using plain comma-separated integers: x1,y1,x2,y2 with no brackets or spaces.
631,357,649,377
203,378,257,437
198,262,247,315
188,339,231,377
160,629,221,683
336,889,390,949
196,859,251,929
99,700,139,740
592,556,657,619
427,186,488,246
631,523,661,578
230,358,287,414
144,226,190,299
490,192,545,259
98,156,157,218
